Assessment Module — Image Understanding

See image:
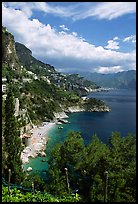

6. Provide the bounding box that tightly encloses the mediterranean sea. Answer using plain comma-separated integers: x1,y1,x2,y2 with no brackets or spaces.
24,89,136,177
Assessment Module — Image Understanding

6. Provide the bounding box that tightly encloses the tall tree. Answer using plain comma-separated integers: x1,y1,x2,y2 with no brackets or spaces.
48,131,85,196
2,98,7,175
107,132,136,202
3,85,24,184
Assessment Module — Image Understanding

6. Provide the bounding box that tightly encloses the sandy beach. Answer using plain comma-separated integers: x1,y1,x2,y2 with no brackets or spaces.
21,122,56,164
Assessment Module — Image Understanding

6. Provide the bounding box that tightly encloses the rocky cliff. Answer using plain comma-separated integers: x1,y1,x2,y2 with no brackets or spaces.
2,26,20,72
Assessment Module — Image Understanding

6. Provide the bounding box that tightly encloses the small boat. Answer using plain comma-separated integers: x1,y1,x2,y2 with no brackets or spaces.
26,167,32,172
58,126,63,129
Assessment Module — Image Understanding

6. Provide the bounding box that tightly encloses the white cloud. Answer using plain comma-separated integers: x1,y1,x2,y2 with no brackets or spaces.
105,39,120,50
59,24,69,31
113,36,119,41
72,2,136,21
94,2,136,20
123,35,136,43
95,66,124,74
3,2,37,17
3,2,136,21
3,2,74,18
2,3,136,74
72,32,78,37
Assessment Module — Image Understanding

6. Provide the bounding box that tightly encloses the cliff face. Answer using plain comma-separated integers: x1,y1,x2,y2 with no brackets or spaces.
2,26,20,72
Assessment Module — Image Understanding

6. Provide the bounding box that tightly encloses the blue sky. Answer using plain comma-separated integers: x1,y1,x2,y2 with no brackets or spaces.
2,2,136,74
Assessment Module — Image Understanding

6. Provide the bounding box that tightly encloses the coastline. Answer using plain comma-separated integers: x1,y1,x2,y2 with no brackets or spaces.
21,103,111,167
21,111,69,166
21,122,56,165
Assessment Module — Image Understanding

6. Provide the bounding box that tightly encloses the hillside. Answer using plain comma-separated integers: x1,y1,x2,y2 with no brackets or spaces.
2,26,135,203
2,26,109,126
80,70,136,89
15,42,56,76
2,25,111,193
2,27,21,78
15,42,99,96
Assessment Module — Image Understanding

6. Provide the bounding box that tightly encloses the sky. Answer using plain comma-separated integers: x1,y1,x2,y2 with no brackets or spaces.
2,2,136,74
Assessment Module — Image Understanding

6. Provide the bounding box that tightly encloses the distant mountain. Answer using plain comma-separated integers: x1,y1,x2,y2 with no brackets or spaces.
80,70,136,89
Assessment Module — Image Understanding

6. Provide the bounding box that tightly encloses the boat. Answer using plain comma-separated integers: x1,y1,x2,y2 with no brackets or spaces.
58,126,63,129
26,167,32,172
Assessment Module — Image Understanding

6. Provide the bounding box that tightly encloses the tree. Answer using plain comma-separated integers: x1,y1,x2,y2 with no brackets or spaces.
2,98,7,174
3,85,24,184
107,132,136,202
47,131,136,202
75,134,110,202
21,173,47,192
47,131,85,196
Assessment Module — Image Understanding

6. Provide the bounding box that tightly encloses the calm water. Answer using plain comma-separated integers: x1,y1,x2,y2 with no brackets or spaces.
24,89,136,177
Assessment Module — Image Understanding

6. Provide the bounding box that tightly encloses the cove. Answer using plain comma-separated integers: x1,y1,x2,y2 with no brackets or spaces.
23,89,136,178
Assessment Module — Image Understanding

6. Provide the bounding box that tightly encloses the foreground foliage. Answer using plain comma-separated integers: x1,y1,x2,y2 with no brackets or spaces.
47,131,136,202
3,85,24,184
2,186,81,202
2,132,135,202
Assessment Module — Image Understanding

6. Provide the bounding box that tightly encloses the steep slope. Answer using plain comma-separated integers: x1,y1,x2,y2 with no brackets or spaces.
2,26,21,77
15,42,56,76
2,26,110,126
15,42,99,96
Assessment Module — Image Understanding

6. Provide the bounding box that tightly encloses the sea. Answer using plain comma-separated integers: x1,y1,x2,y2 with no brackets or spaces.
23,89,136,178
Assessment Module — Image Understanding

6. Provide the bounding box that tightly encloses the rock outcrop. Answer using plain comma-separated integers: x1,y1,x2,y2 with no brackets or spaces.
2,26,21,72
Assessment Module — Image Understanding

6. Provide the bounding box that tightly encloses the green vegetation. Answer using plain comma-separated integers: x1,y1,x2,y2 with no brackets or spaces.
21,173,47,192
2,186,81,202
2,129,135,202
84,98,105,111
2,26,135,202
2,26,109,126
2,98,6,175
47,131,136,202
15,42,56,77
3,85,24,184
19,79,81,123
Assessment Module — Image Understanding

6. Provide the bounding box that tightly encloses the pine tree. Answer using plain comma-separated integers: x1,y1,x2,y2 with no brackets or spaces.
3,85,24,184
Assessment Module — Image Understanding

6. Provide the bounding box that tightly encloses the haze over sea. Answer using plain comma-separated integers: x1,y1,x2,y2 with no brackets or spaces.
24,89,136,176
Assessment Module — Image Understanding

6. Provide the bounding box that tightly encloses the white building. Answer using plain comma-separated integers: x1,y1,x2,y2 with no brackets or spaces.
2,84,6,93
15,98,20,116
2,78,7,82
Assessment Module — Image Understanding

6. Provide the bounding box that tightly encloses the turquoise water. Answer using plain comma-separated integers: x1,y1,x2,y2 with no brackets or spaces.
24,89,136,177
